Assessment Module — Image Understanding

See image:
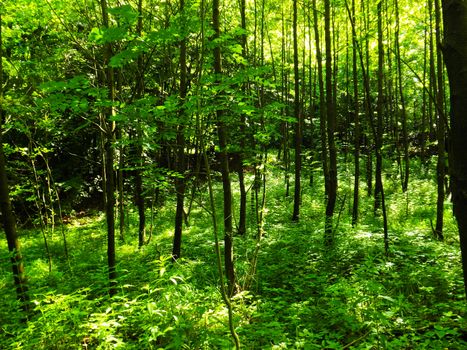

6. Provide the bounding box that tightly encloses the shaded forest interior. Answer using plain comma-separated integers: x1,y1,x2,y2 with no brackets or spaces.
1,0,466,348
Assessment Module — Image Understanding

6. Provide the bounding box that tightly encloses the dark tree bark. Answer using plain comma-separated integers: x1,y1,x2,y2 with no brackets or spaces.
0,14,29,310
0,132,30,312
442,0,467,298
100,0,117,296
135,0,146,249
350,0,360,227
213,0,236,296
292,0,302,221
172,0,188,260
435,0,446,241
376,0,389,256
363,0,373,198
374,1,384,213
237,0,247,235
395,0,410,192
324,0,337,246
428,0,437,142
421,12,429,164
281,7,291,198
313,0,330,201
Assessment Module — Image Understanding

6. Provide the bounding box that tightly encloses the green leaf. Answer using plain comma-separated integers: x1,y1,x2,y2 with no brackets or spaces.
108,5,138,26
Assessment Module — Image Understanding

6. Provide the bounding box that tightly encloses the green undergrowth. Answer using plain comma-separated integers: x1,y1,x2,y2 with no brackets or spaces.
1,157,466,349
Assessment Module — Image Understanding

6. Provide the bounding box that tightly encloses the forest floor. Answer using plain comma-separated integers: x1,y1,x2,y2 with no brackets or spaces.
1,157,466,349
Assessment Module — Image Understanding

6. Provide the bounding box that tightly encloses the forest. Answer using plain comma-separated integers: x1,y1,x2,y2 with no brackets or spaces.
1,0,467,348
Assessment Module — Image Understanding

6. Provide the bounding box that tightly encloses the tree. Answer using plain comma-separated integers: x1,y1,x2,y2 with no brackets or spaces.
292,0,302,221
324,0,337,245
172,0,188,261
99,0,117,296
237,0,248,236
0,11,29,312
394,0,410,193
442,0,467,298
349,0,360,227
375,0,389,256
213,0,236,296
434,0,446,241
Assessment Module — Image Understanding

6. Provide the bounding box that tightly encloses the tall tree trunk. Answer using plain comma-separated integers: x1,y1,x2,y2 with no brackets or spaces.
0,15,29,310
376,0,389,256
428,0,437,142
312,0,330,207
351,0,360,227
395,0,410,192
324,0,337,246
213,0,236,296
434,0,446,240
237,0,247,235
374,1,384,213
100,0,117,296
292,0,301,221
363,0,372,198
421,12,429,164
282,7,291,198
442,0,467,298
173,0,188,260
135,0,146,249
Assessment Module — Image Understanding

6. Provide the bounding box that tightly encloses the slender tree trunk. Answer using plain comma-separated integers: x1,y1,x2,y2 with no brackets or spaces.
428,0,437,142
213,0,236,296
313,0,330,202
421,14,429,164
292,0,301,221
351,0,360,227
202,146,241,350
173,0,188,260
434,0,446,240
135,0,146,249
237,0,247,236
442,0,467,298
282,7,291,198
363,0,372,198
1,15,29,309
376,0,389,255
324,0,337,246
374,1,384,213
100,0,117,295
395,0,409,192
0,136,30,312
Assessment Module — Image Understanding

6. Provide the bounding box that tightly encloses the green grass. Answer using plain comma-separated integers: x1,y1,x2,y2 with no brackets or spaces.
1,156,466,349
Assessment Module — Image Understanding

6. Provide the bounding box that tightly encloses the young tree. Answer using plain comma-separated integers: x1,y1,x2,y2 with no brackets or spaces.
99,0,117,296
237,0,248,236
0,11,29,311
375,0,389,255
213,0,236,295
172,0,188,260
292,0,302,221
134,0,147,249
313,0,330,203
350,0,360,227
394,0,409,192
434,0,446,241
442,0,467,298
324,0,337,245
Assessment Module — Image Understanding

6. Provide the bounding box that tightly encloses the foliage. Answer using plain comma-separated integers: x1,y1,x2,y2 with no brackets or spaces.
1,162,466,349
